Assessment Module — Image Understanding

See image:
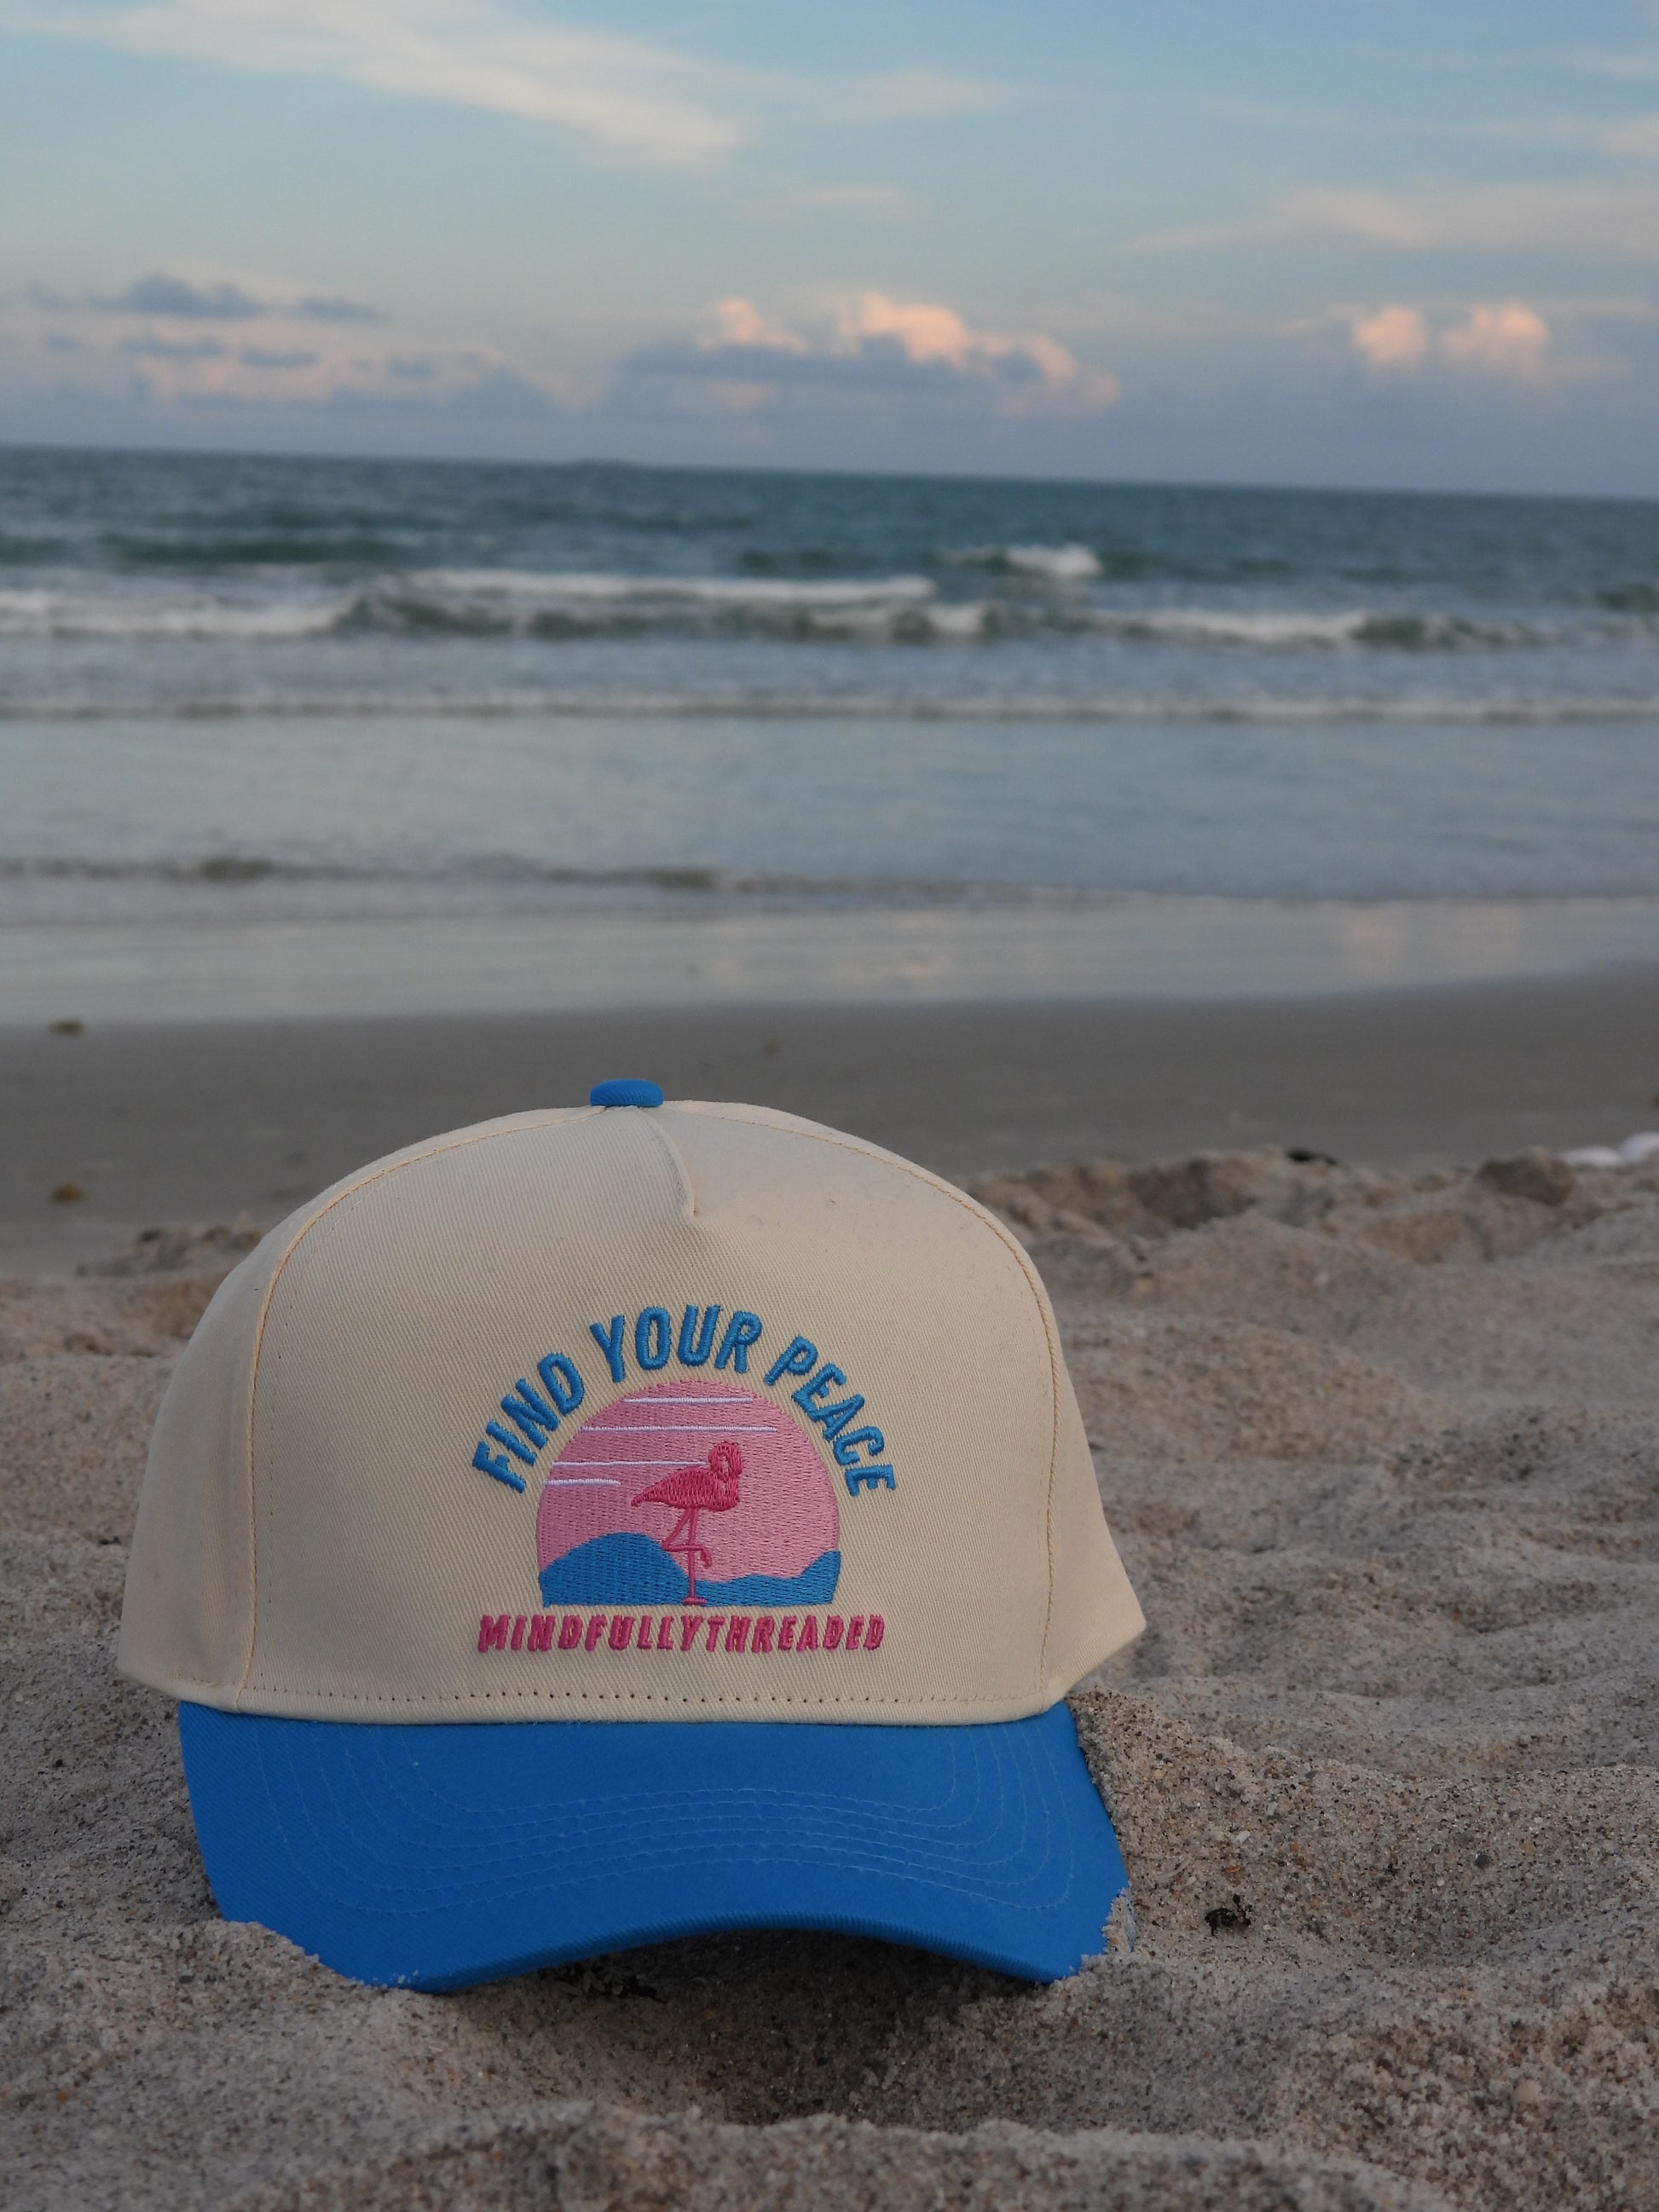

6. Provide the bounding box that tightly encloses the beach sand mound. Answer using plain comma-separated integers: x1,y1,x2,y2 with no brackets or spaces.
3,1155,1656,2211
974,1145,1659,1269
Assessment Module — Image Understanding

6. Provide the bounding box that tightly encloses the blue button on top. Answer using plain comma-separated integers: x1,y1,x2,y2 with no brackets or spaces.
590,1077,664,1108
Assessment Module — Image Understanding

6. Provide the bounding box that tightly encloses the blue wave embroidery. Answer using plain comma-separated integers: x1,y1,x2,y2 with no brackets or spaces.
539,1533,841,1608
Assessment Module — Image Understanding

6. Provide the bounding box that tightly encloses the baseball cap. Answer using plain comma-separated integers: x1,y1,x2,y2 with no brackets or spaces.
118,1082,1145,1990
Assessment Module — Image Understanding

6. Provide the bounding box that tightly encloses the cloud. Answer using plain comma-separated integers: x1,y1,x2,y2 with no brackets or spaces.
8,2,1014,170
7,259,458,407
110,334,540,409
43,272,396,351
1149,180,1659,261
840,293,1119,410
15,0,743,165
1351,303,1430,370
72,270,385,324
9,282,533,408
1440,302,1552,378
3,355,579,460
101,272,263,318
1350,299,1593,384
707,297,808,355
626,292,1118,415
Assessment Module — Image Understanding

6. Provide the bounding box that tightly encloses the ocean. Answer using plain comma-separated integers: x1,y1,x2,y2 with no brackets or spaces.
3,446,1657,1019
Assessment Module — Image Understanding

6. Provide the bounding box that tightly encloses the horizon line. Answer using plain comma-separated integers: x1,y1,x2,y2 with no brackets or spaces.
0,432,1655,510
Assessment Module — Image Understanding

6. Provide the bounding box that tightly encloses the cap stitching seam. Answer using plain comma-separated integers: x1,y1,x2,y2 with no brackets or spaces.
237,1109,587,1706
642,1112,698,1221
679,1102,1064,1707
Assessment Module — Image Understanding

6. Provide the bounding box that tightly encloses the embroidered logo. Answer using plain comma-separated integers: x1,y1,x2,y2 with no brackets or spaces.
535,1377,841,1608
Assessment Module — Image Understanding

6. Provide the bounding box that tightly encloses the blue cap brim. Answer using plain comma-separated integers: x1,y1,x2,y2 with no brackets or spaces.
177,1701,1128,1990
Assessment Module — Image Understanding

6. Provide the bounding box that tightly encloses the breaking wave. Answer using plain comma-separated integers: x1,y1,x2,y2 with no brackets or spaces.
1080,608,1549,650
0,587,344,643
950,542,1105,581
0,574,1604,650
0,573,963,645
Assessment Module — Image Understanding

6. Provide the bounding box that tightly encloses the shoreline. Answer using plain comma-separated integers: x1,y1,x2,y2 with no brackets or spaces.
4,967,1656,1272
4,897,1658,1027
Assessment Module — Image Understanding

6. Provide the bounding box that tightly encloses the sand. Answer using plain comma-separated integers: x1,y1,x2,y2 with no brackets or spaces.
4,1135,1659,2209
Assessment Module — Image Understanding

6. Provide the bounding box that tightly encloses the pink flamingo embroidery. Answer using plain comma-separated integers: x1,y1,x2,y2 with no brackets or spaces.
632,1440,743,1607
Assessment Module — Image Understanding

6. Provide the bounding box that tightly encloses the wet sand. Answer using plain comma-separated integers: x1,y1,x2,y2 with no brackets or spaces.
3,965,1656,1270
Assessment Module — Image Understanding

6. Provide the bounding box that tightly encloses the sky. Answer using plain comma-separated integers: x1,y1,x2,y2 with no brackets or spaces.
3,2,1659,491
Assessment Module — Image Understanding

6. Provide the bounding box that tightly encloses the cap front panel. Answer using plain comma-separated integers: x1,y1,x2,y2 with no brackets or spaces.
241,1106,1061,1722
